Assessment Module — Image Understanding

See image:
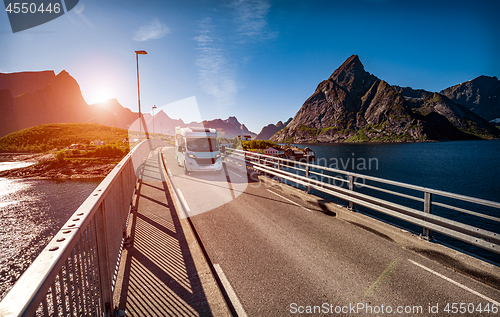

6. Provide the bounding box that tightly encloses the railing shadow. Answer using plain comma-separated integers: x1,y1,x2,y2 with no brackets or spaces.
115,151,212,316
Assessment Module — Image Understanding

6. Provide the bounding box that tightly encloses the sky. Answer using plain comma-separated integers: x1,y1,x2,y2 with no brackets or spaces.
1,0,499,133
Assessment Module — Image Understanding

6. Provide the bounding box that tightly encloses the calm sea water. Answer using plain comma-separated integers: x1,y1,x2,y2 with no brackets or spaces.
0,173,101,300
289,139,500,264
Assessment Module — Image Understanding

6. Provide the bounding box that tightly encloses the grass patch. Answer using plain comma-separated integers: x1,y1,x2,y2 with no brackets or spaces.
298,125,337,137
460,120,499,139
346,130,370,142
0,123,129,152
241,140,281,151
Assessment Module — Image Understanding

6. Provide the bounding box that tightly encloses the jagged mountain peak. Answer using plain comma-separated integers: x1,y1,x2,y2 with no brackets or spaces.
225,116,240,125
270,55,500,144
329,55,367,84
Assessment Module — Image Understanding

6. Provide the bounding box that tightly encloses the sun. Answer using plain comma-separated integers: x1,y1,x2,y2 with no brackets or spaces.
91,88,114,104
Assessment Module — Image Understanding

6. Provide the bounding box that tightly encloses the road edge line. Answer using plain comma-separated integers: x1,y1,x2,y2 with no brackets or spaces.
409,259,500,306
214,264,248,317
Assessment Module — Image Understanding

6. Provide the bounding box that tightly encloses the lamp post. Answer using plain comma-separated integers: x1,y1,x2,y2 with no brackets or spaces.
135,50,148,140
152,105,157,135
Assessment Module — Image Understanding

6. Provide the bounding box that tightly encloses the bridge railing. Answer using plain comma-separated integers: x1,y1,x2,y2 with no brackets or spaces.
224,148,500,255
0,139,165,317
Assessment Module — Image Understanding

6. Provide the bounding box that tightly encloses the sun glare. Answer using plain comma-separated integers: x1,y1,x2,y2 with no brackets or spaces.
92,88,114,104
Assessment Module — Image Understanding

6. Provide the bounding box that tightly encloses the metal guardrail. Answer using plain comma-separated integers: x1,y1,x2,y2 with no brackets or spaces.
0,139,165,317
224,148,500,255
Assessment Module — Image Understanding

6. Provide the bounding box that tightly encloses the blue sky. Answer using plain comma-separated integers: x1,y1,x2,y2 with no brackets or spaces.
1,0,498,133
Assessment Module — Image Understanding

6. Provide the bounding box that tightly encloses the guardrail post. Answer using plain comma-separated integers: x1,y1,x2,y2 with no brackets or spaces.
348,175,355,210
305,165,310,193
277,159,281,183
258,155,262,175
94,204,114,316
422,192,432,239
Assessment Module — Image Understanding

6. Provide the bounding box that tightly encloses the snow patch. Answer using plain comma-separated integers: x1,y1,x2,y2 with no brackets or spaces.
489,118,500,124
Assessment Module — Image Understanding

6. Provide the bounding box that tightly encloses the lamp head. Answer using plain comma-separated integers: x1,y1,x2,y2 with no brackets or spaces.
135,50,148,55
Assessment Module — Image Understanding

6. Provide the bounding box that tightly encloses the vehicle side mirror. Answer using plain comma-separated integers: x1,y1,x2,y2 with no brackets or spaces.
178,146,185,152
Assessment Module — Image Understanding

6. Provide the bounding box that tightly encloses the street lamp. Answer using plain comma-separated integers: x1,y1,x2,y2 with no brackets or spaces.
135,50,148,140
152,105,157,135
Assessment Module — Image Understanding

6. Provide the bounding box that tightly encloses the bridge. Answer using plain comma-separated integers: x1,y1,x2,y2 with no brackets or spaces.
0,141,499,316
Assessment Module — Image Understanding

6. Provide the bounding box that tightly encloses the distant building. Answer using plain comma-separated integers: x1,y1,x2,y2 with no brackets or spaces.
91,140,104,146
303,147,315,158
219,138,232,149
69,144,82,149
238,135,252,141
264,147,284,156
284,148,303,159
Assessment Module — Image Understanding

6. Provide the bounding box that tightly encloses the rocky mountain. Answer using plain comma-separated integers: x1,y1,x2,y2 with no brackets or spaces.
271,55,499,143
440,75,500,123
393,86,499,138
0,70,55,97
0,70,257,139
255,117,292,140
91,98,138,130
128,110,186,135
126,112,255,138
0,70,118,137
200,116,256,138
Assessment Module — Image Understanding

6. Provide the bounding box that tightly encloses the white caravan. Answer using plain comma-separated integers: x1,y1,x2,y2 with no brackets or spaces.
175,127,222,173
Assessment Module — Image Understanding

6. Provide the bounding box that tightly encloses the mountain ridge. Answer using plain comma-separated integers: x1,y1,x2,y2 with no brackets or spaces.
0,70,255,139
271,55,499,143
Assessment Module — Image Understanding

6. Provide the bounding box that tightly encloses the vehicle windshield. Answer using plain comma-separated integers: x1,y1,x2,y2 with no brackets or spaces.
186,137,219,152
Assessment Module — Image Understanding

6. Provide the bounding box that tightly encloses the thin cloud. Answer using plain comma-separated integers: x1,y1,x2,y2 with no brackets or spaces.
193,1,276,106
194,18,238,106
67,4,95,29
231,0,277,40
133,19,170,42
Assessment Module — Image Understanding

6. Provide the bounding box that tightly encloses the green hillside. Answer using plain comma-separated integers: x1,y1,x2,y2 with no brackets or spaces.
0,123,129,152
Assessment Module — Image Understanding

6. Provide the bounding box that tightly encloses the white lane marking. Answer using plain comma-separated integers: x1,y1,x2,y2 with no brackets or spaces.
228,170,242,178
176,189,191,213
214,264,248,317
167,168,172,177
267,189,311,211
409,259,500,306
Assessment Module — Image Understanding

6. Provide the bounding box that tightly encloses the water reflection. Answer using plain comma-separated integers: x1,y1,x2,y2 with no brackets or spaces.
0,177,102,300
0,161,35,172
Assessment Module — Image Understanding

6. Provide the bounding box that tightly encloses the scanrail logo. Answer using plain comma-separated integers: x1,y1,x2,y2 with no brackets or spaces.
3,0,79,32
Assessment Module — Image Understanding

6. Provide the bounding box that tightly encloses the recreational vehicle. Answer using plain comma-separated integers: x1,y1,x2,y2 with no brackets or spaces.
175,127,222,173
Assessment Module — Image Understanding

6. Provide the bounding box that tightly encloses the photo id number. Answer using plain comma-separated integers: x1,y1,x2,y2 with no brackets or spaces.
6,3,61,14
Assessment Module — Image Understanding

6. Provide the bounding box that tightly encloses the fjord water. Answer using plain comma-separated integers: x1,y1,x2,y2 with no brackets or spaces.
301,139,500,264
0,175,101,300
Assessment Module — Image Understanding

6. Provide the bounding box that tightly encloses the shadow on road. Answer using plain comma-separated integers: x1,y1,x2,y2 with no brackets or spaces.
114,150,213,316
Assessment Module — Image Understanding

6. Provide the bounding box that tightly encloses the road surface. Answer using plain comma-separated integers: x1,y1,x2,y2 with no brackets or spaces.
162,146,500,316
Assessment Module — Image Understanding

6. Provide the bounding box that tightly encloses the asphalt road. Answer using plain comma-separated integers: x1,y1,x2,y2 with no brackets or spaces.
162,146,500,316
